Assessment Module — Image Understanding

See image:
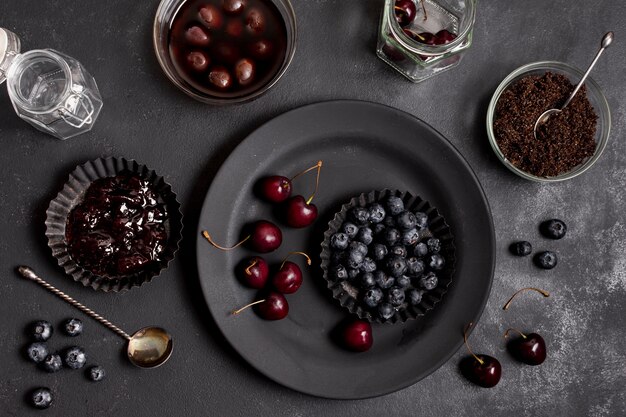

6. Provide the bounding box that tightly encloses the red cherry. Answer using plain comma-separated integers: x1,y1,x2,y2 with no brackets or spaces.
201,220,282,254
382,43,406,63
342,320,373,352
394,0,417,27
245,8,265,34
224,0,246,15
286,195,317,228
271,252,311,294
232,291,289,320
184,26,210,47
186,51,209,72
226,19,244,37
249,39,273,60
239,256,269,288
199,5,223,30
208,66,232,89
506,330,547,366
461,355,502,388
435,29,457,44
258,175,291,203
235,58,255,86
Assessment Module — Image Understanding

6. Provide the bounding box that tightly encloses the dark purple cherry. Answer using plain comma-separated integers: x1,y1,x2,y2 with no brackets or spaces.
342,319,373,352
208,66,232,89
239,256,269,288
224,0,246,15
202,220,282,254
505,329,547,366
249,39,273,59
435,29,457,44
186,51,209,72
285,195,317,228
225,19,244,38
460,322,501,388
394,0,417,27
235,58,255,86
232,291,289,320
258,175,292,203
184,26,210,47
199,5,224,30
245,8,265,34
382,43,406,62
271,252,311,294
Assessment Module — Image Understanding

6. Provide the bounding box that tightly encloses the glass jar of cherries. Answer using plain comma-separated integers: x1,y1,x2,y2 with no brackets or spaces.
377,0,477,83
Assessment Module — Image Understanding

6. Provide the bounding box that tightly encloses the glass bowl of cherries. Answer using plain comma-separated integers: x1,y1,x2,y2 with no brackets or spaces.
153,0,297,104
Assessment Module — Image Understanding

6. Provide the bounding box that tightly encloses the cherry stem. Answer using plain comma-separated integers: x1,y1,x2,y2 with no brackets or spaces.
502,287,550,311
202,230,250,251
290,160,323,182
244,259,258,274
305,161,323,204
280,251,312,270
420,0,427,21
504,328,527,339
404,29,426,41
231,299,265,315
463,322,484,365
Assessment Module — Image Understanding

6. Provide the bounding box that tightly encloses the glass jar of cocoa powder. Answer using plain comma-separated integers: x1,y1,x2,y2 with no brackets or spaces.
377,0,477,83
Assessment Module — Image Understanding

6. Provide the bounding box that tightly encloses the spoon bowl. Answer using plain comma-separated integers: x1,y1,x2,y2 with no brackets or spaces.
127,326,173,368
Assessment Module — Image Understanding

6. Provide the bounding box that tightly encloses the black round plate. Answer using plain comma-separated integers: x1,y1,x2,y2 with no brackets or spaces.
196,100,495,399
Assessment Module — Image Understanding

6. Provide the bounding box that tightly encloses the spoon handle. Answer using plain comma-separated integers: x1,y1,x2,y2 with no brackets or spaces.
562,31,613,110
17,266,131,341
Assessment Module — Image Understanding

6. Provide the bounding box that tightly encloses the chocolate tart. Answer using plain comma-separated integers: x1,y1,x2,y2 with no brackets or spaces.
45,157,183,292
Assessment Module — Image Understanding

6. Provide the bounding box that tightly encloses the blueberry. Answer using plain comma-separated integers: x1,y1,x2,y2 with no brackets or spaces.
540,219,567,239
25,343,48,363
330,250,346,265
63,318,84,337
372,223,386,236
385,196,404,216
427,238,441,253
390,245,407,258
383,216,396,228
414,212,429,229
30,320,53,342
347,250,365,269
331,264,348,280
396,211,417,230
420,272,438,290
428,253,445,270
534,251,557,269
383,228,400,246
378,302,395,320
360,257,377,273
30,387,53,409
370,243,388,261
330,233,349,250
387,287,406,307
408,289,423,305
363,287,383,308
386,255,408,277
347,268,360,280
360,272,376,288
63,346,87,369
350,207,369,225
342,222,359,239
349,241,368,256
402,228,420,246
368,203,386,224
86,365,106,382
413,242,428,258
510,241,532,256
40,354,62,373
406,257,425,276
374,270,395,289
356,227,374,245
396,275,411,288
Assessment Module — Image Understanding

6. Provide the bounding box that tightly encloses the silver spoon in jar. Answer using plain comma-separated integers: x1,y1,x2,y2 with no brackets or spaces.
533,31,613,139
17,266,173,369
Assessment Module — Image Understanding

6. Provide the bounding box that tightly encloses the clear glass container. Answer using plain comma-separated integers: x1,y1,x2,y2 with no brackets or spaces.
0,28,103,140
377,0,477,83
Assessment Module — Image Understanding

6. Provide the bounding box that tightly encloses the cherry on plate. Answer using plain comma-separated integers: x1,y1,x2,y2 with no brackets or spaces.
235,58,255,86
285,195,318,228
232,291,289,320
257,175,291,203
199,5,224,30
184,26,210,47
238,256,269,288
186,51,210,72
202,220,282,253
341,319,373,352
271,252,311,294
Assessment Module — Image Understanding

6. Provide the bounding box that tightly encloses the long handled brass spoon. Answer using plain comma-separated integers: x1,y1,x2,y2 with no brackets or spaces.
17,266,173,369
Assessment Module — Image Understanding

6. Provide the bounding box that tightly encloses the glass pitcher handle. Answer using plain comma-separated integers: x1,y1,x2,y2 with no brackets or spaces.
59,93,94,129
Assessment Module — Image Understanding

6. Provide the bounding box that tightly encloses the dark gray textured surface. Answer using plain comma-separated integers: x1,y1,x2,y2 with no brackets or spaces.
1,0,624,416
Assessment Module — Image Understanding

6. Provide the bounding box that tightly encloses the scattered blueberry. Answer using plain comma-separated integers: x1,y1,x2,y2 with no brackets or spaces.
40,354,62,373
331,264,348,280
347,268,360,280
30,387,53,409
63,346,87,369
383,228,400,246
510,241,532,256
540,219,567,240
378,302,395,320
330,233,349,250
534,251,557,269
360,272,376,288
86,365,106,382
414,212,429,229
368,203,386,223
370,243,388,261
427,238,441,253
356,227,373,245
408,289,423,305
396,211,417,230
26,343,48,363
342,222,359,239
350,207,369,225
413,242,428,257
402,228,420,246
386,256,408,277
387,287,406,307
385,196,404,216
420,272,438,290
406,257,425,276
30,321,53,342
390,245,407,258
360,257,377,273
349,241,368,256
363,287,383,308
374,270,395,289
428,253,445,270
63,318,84,337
